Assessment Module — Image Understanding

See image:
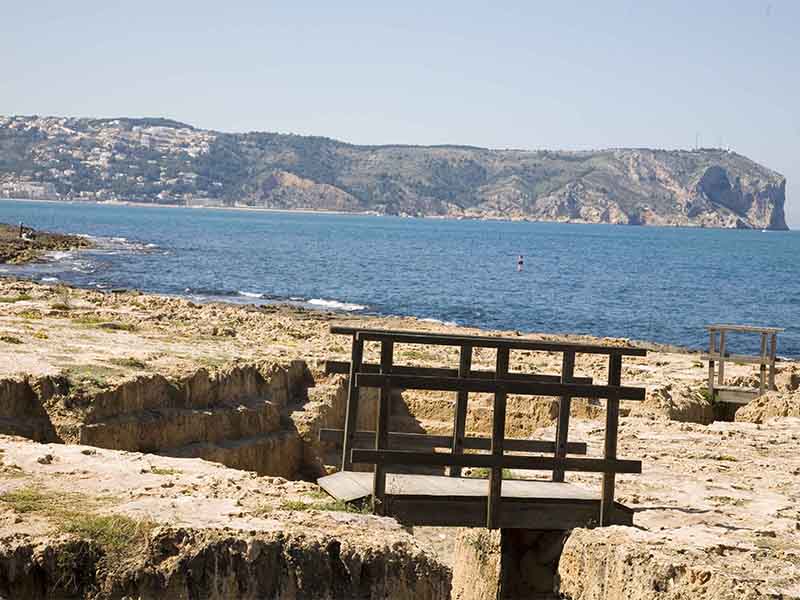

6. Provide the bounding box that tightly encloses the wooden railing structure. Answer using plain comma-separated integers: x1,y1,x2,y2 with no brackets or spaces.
318,326,647,529
702,324,783,404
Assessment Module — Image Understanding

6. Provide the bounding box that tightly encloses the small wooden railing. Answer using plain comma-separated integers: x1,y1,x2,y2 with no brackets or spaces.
324,325,646,528
703,324,783,403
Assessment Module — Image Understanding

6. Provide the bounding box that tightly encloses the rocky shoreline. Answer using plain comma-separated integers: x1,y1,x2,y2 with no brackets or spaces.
0,279,799,598
0,222,91,264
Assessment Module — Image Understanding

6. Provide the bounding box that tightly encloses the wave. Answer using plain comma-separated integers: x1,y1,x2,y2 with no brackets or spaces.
41,276,59,282
307,298,366,312
237,291,264,299
47,251,73,261
420,317,459,327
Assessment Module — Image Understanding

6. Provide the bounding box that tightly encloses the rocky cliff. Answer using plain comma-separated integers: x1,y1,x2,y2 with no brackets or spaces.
0,115,788,229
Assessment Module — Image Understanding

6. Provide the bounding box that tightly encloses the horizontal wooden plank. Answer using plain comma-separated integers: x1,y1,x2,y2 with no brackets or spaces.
386,495,633,529
351,448,642,474
319,429,588,455
324,361,594,384
715,388,760,405
705,324,784,334
329,325,647,356
701,353,773,366
355,373,645,401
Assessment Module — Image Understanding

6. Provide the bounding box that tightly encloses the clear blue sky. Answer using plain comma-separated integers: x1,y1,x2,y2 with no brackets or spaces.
3,1,798,225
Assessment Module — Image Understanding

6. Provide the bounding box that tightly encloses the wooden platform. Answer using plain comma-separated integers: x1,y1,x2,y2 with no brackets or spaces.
318,471,633,530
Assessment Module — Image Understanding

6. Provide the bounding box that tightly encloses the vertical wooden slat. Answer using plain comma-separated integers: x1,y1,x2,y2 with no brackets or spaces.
487,347,510,529
553,351,576,482
450,344,473,477
373,340,394,514
759,333,767,395
769,333,778,390
341,334,364,471
707,329,716,398
600,352,622,526
717,331,727,386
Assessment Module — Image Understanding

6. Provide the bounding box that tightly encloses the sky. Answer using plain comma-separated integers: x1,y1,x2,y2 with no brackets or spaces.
3,1,798,225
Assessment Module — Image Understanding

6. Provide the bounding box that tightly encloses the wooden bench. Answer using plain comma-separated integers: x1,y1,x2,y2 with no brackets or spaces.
317,326,646,529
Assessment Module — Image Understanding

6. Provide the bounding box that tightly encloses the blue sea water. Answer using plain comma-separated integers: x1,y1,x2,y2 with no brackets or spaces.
1,199,797,357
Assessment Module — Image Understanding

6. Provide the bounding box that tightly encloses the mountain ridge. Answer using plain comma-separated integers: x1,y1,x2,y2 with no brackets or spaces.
0,115,788,230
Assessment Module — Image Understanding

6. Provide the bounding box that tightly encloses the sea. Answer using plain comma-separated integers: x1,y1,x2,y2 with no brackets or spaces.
1,199,798,357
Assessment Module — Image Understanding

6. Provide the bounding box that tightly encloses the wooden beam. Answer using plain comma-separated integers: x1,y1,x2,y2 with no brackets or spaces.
319,429,588,455
450,344,472,477
759,333,767,395
488,347,509,528
707,330,716,396
341,335,364,471
717,331,727,386
701,353,772,366
553,351,575,482
385,496,634,529
350,448,642,474
331,326,647,356
769,333,777,390
354,373,645,401
705,324,784,334
373,340,394,514
325,361,593,385
601,353,622,526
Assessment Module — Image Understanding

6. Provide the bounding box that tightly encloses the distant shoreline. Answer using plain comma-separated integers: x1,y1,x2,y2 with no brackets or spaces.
0,196,793,231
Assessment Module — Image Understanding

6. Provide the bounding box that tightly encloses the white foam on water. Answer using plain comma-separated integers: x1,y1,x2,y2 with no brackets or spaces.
47,251,73,261
41,277,59,282
237,291,264,299
308,298,366,312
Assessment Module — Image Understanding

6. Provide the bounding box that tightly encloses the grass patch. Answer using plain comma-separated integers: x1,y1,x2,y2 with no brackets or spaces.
0,487,55,513
148,466,181,476
98,322,137,332
33,330,48,340
61,513,153,562
0,486,153,569
0,335,23,344
0,293,33,303
275,497,372,514
72,314,106,326
17,309,42,320
108,357,147,369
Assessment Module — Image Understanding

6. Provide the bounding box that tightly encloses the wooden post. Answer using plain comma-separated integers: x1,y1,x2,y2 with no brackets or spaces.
759,333,767,396
373,340,394,514
487,347,509,529
450,344,472,477
717,331,727,386
707,329,716,398
341,334,364,471
769,333,777,390
600,353,622,526
553,351,576,482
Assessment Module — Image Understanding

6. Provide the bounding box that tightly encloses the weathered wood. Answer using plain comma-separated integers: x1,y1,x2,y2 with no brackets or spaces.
717,331,727,385
488,347,510,528
716,388,760,405
373,340,394,514
341,335,364,471
701,353,773,366
350,448,642,474
707,330,716,397
355,373,645,400
331,325,647,356
705,324,784,334
325,360,593,384
386,496,634,529
319,429,588,454
601,353,622,526
553,351,575,482
450,344,473,477
770,333,777,390
759,333,767,395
